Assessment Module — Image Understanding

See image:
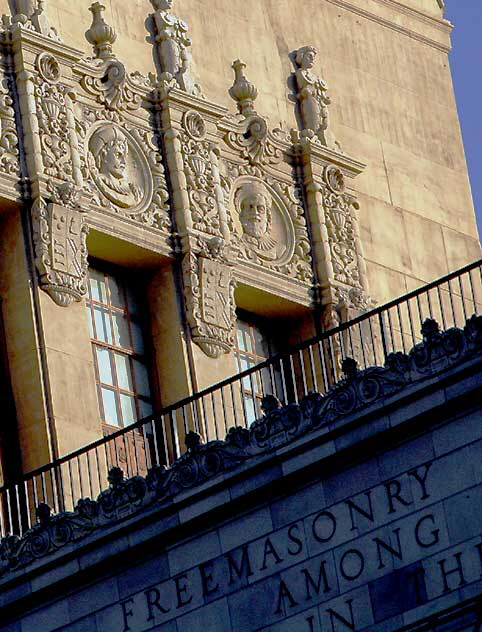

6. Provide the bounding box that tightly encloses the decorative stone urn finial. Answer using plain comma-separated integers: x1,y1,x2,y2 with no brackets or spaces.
229,59,258,117
85,2,117,60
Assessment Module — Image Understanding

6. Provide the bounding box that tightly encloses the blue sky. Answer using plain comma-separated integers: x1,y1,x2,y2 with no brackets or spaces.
445,1,482,240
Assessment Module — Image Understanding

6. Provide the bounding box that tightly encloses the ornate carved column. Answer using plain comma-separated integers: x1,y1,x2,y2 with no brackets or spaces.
5,13,87,305
151,1,236,359
291,45,372,329
298,136,372,328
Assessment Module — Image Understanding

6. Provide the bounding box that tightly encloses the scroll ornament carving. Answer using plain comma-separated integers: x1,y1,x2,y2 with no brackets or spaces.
36,52,60,84
182,238,237,358
81,59,142,112
294,46,340,151
0,78,20,176
322,165,362,288
83,3,147,111
151,0,202,96
2,315,481,575
34,78,72,181
32,186,89,307
224,115,282,167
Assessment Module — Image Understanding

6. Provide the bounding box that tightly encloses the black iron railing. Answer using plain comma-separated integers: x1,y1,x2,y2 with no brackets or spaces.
1,258,481,537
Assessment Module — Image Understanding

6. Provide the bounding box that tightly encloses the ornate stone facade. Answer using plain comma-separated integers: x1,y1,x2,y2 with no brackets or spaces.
0,0,372,348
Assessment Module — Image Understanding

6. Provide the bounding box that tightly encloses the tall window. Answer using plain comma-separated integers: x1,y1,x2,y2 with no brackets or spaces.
85,265,153,429
234,313,277,424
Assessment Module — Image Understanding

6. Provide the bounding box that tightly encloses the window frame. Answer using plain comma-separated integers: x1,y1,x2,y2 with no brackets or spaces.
85,261,154,430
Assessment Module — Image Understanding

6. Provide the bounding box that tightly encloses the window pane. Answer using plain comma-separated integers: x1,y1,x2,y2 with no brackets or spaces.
89,269,107,303
86,304,94,337
254,327,269,357
126,286,141,316
96,347,113,385
244,396,257,426
120,394,136,426
115,353,133,391
138,400,153,418
108,275,126,309
101,388,119,426
93,306,112,343
244,329,253,353
133,359,150,397
130,321,145,354
237,327,246,351
112,312,130,348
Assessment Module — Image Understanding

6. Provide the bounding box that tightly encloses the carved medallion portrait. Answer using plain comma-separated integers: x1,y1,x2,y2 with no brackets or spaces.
87,124,151,213
232,179,294,266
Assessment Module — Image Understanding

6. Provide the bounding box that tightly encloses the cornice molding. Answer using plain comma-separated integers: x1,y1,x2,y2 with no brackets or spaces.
324,0,451,53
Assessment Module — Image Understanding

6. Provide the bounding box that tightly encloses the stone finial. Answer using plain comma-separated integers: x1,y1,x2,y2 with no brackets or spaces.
229,60,258,117
85,2,117,60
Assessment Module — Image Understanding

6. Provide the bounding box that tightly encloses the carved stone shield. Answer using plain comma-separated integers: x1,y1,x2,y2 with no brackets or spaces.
200,257,231,331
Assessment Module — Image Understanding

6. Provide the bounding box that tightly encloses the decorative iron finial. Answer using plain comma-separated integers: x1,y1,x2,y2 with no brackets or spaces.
229,60,258,117
85,2,117,60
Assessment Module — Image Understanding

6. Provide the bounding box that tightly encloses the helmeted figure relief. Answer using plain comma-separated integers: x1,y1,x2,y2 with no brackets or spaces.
236,182,285,262
151,0,202,95
294,46,338,150
88,126,142,209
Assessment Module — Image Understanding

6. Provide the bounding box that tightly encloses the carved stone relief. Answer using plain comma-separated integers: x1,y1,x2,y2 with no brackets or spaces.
34,78,73,181
182,238,236,358
87,124,143,209
150,0,202,96
322,165,362,289
0,77,20,177
178,110,224,237
77,114,170,231
224,115,282,168
32,184,89,307
10,0,60,40
77,5,171,232
219,60,314,285
294,45,339,151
